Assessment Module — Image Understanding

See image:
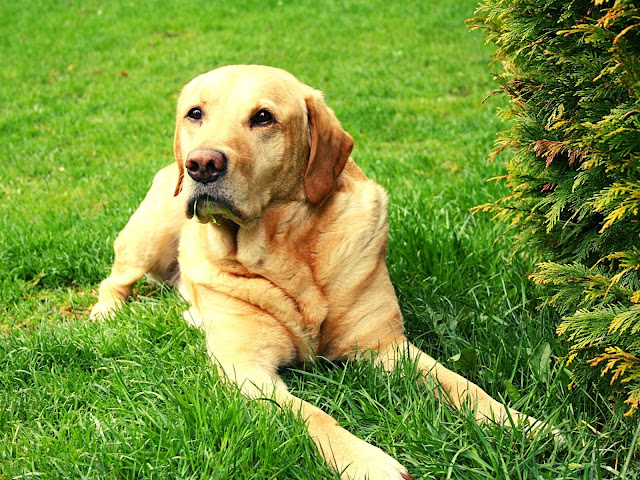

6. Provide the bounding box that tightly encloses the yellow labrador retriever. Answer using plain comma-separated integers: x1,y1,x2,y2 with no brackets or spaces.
91,65,548,480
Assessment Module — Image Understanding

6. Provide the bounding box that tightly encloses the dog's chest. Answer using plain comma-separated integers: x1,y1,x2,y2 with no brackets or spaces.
235,213,329,333
180,214,329,348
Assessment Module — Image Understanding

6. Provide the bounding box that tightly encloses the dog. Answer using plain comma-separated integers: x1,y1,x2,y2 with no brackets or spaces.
90,65,550,480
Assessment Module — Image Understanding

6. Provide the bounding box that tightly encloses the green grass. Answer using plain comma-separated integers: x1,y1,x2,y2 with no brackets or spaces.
0,0,637,478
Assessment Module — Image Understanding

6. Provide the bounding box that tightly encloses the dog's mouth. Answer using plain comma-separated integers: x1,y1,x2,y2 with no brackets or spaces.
186,193,244,224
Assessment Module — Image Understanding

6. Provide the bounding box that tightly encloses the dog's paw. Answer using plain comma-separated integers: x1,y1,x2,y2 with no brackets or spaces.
501,408,565,443
523,415,565,443
89,301,118,321
183,306,204,329
334,440,411,480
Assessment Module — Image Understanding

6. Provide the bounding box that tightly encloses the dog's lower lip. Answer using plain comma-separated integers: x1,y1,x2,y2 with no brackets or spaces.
187,194,219,219
187,193,243,223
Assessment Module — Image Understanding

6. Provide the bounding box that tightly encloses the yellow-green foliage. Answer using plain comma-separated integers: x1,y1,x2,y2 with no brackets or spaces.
471,0,640,415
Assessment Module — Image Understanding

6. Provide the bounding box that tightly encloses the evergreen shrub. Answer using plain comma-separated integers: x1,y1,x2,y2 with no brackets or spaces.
470,0,640,415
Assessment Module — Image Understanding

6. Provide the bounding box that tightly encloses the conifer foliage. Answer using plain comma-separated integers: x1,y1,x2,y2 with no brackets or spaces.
471,0,640,415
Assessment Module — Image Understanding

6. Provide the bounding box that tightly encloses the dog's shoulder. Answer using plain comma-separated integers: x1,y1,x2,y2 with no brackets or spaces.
326,158,389,236
312,158,390,283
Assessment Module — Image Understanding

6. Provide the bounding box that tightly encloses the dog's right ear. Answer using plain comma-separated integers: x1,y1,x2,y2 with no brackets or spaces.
173,125,184,197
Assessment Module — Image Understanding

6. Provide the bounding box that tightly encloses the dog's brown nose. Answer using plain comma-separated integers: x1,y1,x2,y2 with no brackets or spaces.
185,149,227,184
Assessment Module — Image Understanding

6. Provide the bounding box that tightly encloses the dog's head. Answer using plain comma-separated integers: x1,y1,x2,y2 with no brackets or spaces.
173,65,353,226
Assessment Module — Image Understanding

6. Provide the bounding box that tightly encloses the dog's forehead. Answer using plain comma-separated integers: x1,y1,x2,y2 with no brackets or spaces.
181,66,307,111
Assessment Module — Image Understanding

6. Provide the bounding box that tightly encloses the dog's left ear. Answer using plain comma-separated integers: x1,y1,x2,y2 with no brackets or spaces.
304,90,354,206
173,125,184,197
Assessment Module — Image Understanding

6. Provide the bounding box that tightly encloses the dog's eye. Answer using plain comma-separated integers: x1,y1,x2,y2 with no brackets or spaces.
250,109,276,127
186,107,202,121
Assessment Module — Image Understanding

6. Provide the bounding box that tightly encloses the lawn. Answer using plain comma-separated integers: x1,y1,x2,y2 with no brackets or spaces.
0,0,636,478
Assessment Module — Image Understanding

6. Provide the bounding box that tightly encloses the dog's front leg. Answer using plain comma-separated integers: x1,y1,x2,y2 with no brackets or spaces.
200,305,413,480
91,164,185,319
374,338,556,436
213,361,412,480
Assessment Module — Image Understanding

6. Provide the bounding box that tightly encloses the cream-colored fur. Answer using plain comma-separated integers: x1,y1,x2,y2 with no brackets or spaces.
91,65,551,480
